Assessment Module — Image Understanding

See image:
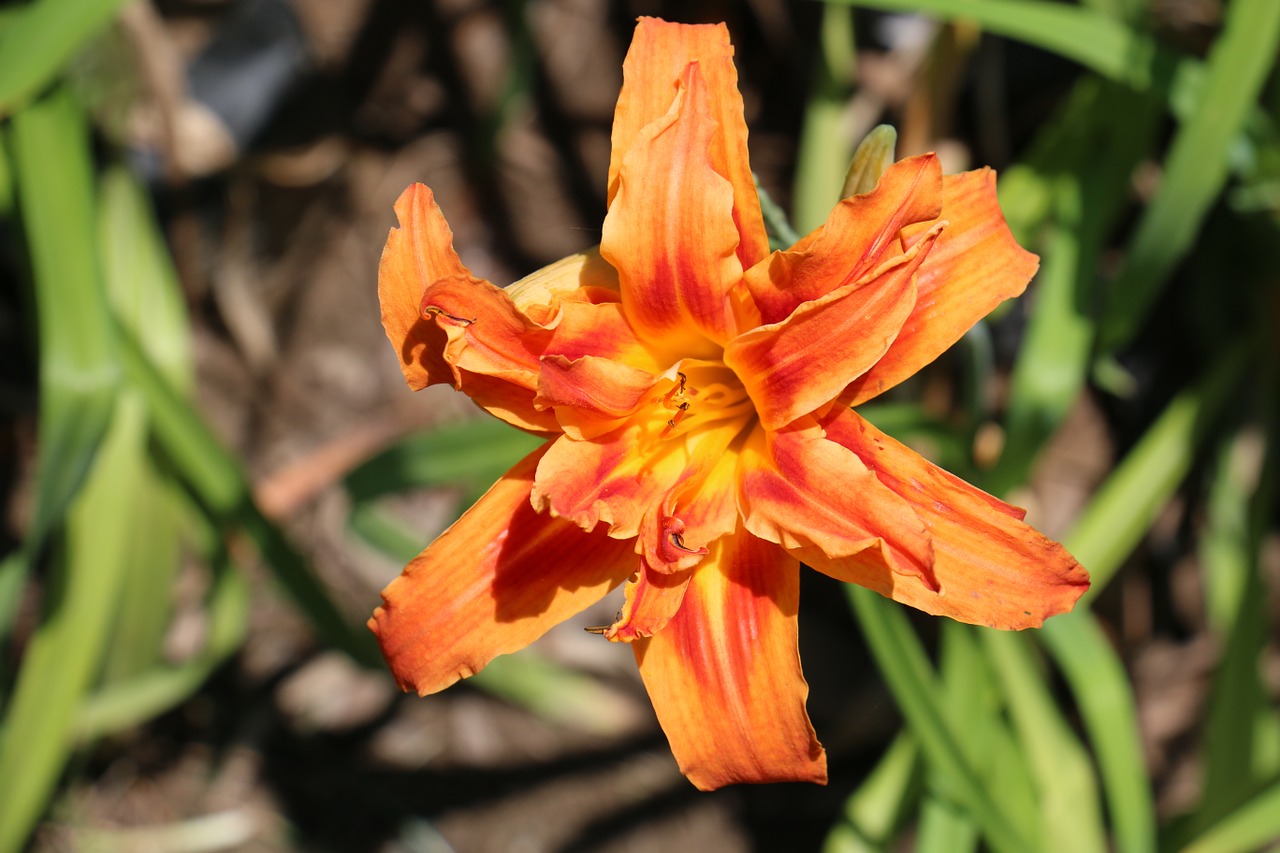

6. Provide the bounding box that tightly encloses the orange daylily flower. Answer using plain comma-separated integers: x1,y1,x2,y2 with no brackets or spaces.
370,17,1089,790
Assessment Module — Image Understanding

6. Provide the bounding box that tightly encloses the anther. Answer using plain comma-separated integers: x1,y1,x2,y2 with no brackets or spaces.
663,372,689,407
662,401,690,436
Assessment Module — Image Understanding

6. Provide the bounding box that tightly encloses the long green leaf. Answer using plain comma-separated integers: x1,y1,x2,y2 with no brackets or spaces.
344,417,544,563
96,166,193,682
1067,341,1249,597
0,0,131,117
1033,344,1250,853
348,502,429,564
1079,0,1145,24
792,2,858,234
915,795,978,853
848,587,1032,853
1097,0,1280,353
991,78,1162,494
0,397,142,853
983,631,1107,853
916,624,1010,853
4,87,118,616
823,733,920,853
939,623,1038,840
1196,383,1280,831
1036,612,1152,853
344,418,543,504
99,167,191,386
115,328,380,668
468,652,639,736
1182,780,1280,853
0,123,12,216
74,553,250,742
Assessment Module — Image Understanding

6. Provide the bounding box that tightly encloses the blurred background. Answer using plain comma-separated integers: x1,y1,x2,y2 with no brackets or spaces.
1,0,1278,851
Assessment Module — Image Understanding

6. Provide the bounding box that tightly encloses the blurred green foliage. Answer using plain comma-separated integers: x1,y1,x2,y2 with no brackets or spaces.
0,0,1278,851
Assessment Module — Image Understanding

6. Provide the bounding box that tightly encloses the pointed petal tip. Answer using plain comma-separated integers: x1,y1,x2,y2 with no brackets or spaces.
810,409,1093,630
609,14,768,311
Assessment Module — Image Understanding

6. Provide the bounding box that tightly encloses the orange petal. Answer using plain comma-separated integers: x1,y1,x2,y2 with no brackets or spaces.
545,299,663,375
725,223,941,431
843,167,1039,406
536,354,659,440
808,409,1089,628
744,154,943,324
531,422,684,538
510,252,668,375
416,275,560,433
602,61,747,352
666,443,741,557
609,18,767,270
605,559,694,642
738,421,937,589
633,437,743,574
633,532,826,790
532,405,745,568
369,443,635,695
380,184,561,433
419,276,549,381
379,183,477,391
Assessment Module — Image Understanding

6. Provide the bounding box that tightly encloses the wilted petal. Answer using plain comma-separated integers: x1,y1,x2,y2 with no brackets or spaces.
744,154,943,324
370,444,636,695
806,409,1089,628
725,224,941,431
738,421,937,589
843,167,1039,406
609,17,768,270
603,61,747,352
633,531,826,790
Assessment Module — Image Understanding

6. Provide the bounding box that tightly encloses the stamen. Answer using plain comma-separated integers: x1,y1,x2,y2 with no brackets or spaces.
662,372,689,407
651,366,751,444
662,401,690,437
